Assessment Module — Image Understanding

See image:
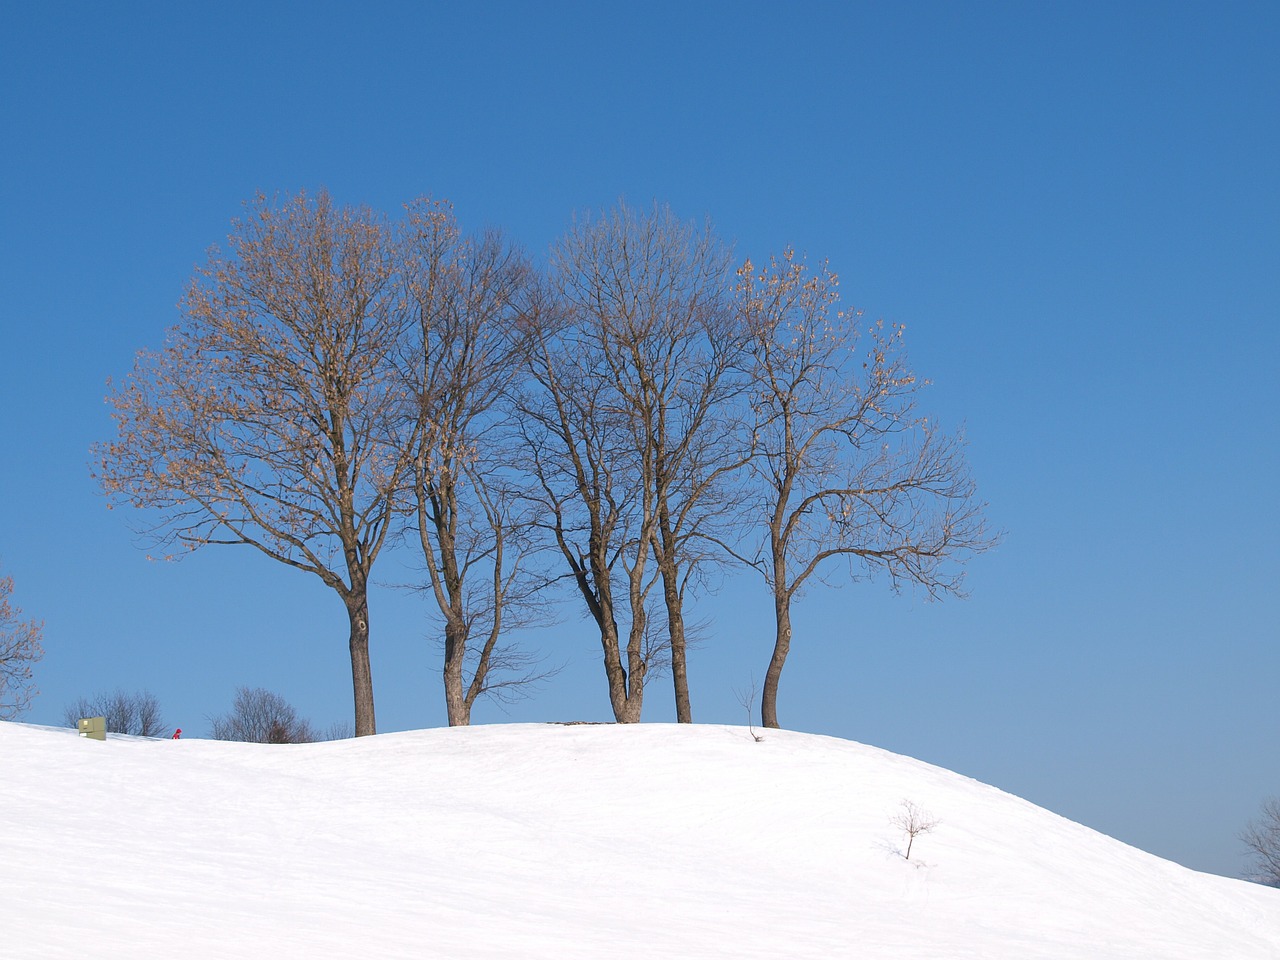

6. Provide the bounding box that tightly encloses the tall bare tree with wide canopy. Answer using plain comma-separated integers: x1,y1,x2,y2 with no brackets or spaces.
734,250,995,728
520,202,737,722
96,191,417,736
520,276,657,723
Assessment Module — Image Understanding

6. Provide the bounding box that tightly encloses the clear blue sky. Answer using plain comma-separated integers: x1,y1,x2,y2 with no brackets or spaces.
1,2,1276,880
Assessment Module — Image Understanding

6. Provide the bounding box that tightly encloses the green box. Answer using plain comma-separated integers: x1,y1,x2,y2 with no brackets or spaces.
78,716,106,741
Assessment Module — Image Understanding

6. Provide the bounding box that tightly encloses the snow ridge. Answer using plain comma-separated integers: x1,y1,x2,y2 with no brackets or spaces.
4,721,1276,959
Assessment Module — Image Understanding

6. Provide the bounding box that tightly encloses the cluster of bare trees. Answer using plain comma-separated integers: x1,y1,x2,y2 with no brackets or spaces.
96,190,993,735
57,685,349,742
62,689,166,737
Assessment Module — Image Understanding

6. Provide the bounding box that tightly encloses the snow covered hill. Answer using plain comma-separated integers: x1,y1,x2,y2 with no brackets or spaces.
3,720,1276,958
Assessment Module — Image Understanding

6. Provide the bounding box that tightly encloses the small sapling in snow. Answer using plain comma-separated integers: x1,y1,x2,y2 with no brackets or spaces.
892,799,939,861
733,677,765,742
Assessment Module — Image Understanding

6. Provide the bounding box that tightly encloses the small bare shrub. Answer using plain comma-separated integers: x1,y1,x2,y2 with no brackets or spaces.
892,799,940,861
733,677,765,742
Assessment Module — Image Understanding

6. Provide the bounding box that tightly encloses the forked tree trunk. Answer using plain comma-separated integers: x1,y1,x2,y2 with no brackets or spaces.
761,594,791,729
346,592,377,736
614,683,644,723
602,619,644,723
565,542,644,723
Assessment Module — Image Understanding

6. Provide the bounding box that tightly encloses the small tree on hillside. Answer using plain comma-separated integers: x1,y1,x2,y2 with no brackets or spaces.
891,799,940,862
63,689,166,737
0,572,44,718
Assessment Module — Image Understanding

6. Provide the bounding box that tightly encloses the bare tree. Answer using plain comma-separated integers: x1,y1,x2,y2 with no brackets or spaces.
0,572,43,718
625,216,744,725
520,283,656,723
733,676,765,742
208,686,321,743
732,250,996,728
63,689,166,737
400,201,549,725
891,799,939,861
1242,797,1280,887
520,202,737,722
95,191,420,736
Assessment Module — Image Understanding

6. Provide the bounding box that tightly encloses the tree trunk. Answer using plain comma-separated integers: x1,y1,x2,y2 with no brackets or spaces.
761,593,791,729
616,694,643,723
566,540,643,723
442,617,469,726
346,592,377,736
602,618,644,722
660,565,692,723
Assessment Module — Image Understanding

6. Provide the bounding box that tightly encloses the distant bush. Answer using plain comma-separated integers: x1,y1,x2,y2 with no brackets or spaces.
63,689,167,737
208,687,345,743
1242,797,1280,887
319,720,354,741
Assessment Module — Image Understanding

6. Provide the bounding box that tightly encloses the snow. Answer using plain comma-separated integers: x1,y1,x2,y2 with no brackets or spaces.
3,720,1276,958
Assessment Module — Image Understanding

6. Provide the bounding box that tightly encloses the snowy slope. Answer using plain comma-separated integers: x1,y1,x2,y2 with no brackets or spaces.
3,720,1276,959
